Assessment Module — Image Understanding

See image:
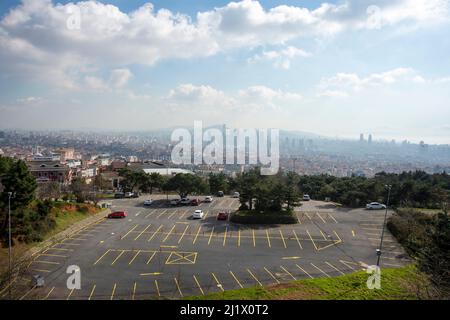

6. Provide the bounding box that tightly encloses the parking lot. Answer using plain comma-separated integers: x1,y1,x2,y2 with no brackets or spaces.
7,196,411,300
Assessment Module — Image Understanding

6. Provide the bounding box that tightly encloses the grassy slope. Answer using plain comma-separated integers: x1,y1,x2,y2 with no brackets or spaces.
186,265,427,300
0,203,102,275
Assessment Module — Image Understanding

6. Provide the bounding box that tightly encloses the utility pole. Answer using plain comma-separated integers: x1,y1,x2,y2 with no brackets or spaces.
7,192,13,300
377,185,392,267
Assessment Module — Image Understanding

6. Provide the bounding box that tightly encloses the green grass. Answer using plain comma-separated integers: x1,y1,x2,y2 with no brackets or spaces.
186,265,427,300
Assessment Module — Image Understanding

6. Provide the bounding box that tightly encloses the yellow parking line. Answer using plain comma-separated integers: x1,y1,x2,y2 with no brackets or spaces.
280,266,296,280
320,230,328,240
296,212,302,224
316,212,327,224
111,250,125,265
325,261,345,276
296,264,314,279
229,271,244,288
155,280,161,297
310,263,331,278
132,282,137,300
333,230,342,243
174,278,183,297
157,209,167,218
339,260,356,271
208,226,215,245
212,273,224,291
31,268,51,273
223,226,228,246
266,230,271,248
33,260,60,265
264,267,280,284
328,213,338,223
193,226,202,244
146,251,157,265
178,225,189,244
179,209,189,220
128,250,141,265
203,211,209,220
94,249,111,265
148,225,163,242
193,275,204,295
306,229,318,250
135,224,152,241
252,230,256,247
42,286,55,300
352,230,356,237
162,224,176,242
88,284,96,300
145,211,153,218
168,210,177,219
110,283,117,300
121,224,138,240
46,247,73,252
292,230,303,249
20,285,36,300
305,212,312,221
37,253,67,258
279,230,287,248
247,269,263,286
66,288,75,300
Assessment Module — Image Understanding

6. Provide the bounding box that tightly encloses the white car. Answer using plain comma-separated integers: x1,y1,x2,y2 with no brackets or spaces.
143,199,153,206
232,192,240,198
366,202,387,210
192,209,204,219
204,196,213,203
303,194,311,201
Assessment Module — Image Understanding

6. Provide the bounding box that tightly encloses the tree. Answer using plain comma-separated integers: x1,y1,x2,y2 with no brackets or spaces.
164,174,207,198
70,177,89,202
141,172,165,194
208,173,229,194
36,181,61,200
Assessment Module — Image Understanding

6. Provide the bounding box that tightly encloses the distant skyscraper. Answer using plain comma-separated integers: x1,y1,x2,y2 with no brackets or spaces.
360,133,364,142
368,134,372,144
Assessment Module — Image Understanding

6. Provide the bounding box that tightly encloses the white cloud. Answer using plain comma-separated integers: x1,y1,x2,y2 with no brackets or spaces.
0,0,448,87
249,46,311,69
318,67,431,96
110,68,132,88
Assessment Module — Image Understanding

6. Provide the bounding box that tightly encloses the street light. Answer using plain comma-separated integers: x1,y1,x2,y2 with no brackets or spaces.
7,192,14,299
376,184,392,267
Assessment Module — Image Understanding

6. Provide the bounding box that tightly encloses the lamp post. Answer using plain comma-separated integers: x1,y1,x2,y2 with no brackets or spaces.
376,185,392,267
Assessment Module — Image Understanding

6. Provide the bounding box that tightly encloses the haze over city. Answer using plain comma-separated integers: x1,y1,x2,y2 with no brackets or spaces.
1,0,450,144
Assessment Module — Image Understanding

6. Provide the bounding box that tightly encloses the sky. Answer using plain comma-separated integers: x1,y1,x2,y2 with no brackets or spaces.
0,0,450,144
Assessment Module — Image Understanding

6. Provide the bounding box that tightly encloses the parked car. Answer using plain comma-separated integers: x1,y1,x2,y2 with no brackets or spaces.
232,192,240,198
124,192,133,198
143,199,153,206
366,202,386,210
114,192,125,199
131,192,140,198
217,211,228,221
191,198,200,206
217,191,224,197
170,199,180,206
192,209,204,219
204,196,213,203
180,198,191,206
108,211,128,219
302,194,311,201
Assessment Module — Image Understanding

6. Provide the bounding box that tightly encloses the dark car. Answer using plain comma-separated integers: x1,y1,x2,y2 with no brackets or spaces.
108,211,128,219
217,191,224,197
217,211,228,221
191,198,200,206
114,192,125,199
131,192,140,198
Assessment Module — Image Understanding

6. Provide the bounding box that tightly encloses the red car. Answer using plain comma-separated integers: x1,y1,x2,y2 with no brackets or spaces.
108,211,128,219
190,198,201,206
217,211,228,221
